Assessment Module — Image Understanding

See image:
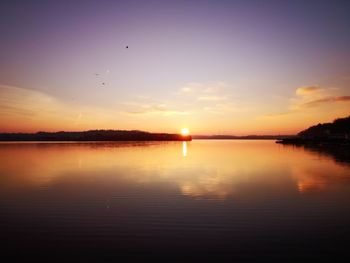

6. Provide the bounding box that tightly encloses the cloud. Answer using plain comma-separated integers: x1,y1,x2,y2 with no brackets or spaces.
0,85,64,117
0,84,125,131
197,95,227,102
174,81,243,114
302,96,350,108
127,108,189,116
123,100,189,116
290,85,350,110
125,82,237,117
180,86,193,93
261,85,350,123
262,111,290,118
179,82,229,95
296,86,322,96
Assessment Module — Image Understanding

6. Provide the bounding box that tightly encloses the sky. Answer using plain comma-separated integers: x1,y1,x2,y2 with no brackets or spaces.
0,0,349,135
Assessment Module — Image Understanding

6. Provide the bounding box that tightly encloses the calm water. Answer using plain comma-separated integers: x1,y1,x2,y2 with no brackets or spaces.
1,140,350,262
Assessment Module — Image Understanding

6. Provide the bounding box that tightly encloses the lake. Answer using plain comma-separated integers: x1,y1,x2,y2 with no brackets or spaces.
1,140,349,262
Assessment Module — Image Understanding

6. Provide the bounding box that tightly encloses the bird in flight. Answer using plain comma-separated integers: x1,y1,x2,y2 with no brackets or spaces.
126,46,128,49
94,71,110,87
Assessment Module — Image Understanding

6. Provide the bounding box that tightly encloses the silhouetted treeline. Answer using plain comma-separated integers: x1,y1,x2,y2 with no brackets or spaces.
0,130,192,141
277,116,350,145
298,116,350,139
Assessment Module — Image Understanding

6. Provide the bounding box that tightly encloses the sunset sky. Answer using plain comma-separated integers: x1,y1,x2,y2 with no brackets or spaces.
1,0,349,135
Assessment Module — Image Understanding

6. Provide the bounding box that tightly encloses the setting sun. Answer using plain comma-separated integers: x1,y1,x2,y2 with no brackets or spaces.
181,128,189,136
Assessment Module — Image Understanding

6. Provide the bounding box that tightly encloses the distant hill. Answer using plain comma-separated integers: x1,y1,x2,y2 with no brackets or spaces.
298,116,350,139
0,130,192,141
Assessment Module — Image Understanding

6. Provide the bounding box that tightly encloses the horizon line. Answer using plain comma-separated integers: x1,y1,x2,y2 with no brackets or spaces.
0,129,297,137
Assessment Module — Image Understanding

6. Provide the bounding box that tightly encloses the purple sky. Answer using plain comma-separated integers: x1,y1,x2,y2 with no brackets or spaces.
1,0,349,134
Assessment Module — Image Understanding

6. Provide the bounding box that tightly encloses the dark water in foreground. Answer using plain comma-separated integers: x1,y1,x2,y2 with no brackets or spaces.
1,140,350,262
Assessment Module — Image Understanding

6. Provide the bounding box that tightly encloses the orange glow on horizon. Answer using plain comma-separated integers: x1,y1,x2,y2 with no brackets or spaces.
1,84,349,135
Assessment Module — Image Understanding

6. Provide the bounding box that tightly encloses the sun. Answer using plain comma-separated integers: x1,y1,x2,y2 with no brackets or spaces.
181,128,190,136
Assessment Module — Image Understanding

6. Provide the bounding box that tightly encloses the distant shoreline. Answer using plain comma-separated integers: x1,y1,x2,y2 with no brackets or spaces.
0,130,192,142
193,135,293,140
0,138,282,142
276,138,350,146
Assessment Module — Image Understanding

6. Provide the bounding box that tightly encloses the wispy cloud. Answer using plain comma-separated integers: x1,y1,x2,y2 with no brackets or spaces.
295,86,322,96
123,99,188,116
175,81,244,114
262,85,350,119
0,84,125,131
179,82,229,95
302,96,350,108
292,85,349,110
0,85,64,118
197,95,227,102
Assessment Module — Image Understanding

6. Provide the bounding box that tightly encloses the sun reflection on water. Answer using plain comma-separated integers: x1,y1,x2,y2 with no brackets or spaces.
182,141,187,157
